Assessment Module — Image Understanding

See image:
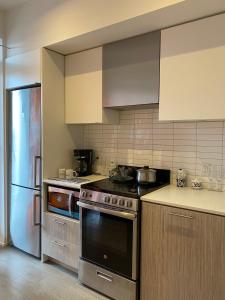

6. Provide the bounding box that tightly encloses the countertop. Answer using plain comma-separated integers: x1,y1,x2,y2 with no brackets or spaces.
43,175,107,189
141,185,225,216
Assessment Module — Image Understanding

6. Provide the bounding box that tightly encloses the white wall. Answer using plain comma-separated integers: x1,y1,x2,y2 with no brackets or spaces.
5,0,225,57
0,10,4,39
5,49,40,88
0,40,6,245
0,10,6,245
41,48,83,179
5,0,183,56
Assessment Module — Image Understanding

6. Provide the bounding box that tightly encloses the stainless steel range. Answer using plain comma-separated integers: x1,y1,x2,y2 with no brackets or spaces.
78,166,170,300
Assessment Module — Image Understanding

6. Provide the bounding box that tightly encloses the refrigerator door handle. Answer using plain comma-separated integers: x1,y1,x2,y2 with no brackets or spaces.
34,156,41,188
33,194,41,226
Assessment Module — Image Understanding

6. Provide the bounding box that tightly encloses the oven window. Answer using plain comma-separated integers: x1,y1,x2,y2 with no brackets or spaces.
81,208,133,278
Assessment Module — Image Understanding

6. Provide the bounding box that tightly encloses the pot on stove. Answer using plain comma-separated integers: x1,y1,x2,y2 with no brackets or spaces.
137,166,156,184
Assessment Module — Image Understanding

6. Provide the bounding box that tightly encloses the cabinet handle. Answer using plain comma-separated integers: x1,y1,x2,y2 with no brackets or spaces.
96,271,113,282
168,212,193,219
53,219,66,225
51,240,66,247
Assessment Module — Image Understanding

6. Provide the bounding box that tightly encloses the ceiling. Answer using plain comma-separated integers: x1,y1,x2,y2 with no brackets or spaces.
0,0,29,11
48,0,225,55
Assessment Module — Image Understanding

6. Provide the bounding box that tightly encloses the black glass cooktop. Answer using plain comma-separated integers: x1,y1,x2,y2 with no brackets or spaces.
82,168,170,199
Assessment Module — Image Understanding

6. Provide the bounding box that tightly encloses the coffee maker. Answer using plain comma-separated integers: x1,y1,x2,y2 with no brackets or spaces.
74,149,93,176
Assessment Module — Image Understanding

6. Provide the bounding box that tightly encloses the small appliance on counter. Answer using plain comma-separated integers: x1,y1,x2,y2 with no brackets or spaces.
78,165,170,300
74,149,93,176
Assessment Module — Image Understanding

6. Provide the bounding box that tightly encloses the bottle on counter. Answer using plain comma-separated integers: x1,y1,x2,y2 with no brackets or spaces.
176,169,186,187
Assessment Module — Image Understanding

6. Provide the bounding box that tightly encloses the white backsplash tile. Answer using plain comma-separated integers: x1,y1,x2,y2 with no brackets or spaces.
173,145,197,152
197,127,223,135
174,122,196,129
197,121,223,128
82,107,225,189
174,128,196,135
153,144,174,151
197,140,223,147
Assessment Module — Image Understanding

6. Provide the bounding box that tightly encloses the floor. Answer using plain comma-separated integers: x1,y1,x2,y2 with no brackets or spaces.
0,247,108,300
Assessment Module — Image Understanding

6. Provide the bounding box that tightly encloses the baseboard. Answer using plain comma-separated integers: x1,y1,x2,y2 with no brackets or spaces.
0,241,8,248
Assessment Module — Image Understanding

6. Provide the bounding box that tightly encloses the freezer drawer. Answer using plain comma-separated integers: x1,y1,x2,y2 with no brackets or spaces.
10,185,41,258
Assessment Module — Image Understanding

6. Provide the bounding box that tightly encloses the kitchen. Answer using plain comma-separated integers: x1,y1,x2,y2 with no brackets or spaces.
1,1,225,300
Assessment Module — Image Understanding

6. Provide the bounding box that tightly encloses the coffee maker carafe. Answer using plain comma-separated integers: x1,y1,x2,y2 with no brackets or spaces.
74,149,93,176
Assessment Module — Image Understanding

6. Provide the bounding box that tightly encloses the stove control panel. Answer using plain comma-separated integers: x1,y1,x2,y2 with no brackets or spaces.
80,189,139,212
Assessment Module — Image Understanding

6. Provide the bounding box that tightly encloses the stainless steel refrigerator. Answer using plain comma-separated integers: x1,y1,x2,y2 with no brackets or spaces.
9,84,41,258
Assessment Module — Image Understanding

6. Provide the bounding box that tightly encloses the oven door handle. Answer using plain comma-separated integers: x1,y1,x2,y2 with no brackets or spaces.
77,201,137,220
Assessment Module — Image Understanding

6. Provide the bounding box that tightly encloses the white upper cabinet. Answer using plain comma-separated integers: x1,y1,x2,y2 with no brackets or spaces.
5,49,41,89
103,31,160,108
160,13,225,121
65,47,118,124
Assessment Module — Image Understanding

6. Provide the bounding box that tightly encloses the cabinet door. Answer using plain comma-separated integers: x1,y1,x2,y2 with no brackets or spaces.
103,31,160,107
160,14,225,121
141,203,225,300
65,47,103,124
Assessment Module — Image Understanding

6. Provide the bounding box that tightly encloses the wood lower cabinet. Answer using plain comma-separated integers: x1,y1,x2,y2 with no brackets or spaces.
42,212,80,270
141,203,225,300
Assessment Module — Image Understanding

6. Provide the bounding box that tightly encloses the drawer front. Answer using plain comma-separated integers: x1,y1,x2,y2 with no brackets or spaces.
42,233,80,269
79,259,137,300
43,212,80,245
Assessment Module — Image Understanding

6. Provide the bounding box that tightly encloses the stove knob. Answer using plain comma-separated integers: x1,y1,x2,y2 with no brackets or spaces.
119,199,125,206
81,191,87,198
112,197,118,205
104,196,110,204
126,201,133,208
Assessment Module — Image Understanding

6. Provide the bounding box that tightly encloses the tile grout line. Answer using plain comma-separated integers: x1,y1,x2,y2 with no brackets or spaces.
132,111,135,166
221,121,225,189
195,121,197,179
151,108,153,167
172,121,175,184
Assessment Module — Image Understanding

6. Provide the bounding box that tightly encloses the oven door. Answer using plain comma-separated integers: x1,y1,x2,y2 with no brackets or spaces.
48,186,80,220
78,200,138,280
